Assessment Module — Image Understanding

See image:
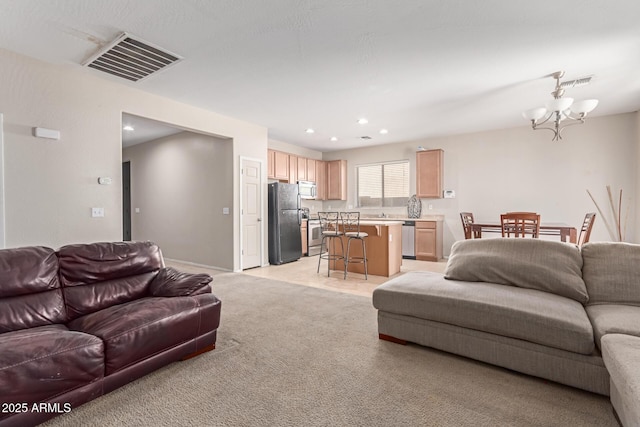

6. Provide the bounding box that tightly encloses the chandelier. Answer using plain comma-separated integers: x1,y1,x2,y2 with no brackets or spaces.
522,71,598,141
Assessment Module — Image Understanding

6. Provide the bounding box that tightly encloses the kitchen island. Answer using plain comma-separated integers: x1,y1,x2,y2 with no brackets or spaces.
330,220,403,277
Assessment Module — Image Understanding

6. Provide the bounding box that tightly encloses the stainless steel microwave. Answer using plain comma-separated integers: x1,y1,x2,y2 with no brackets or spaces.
298,181,316,199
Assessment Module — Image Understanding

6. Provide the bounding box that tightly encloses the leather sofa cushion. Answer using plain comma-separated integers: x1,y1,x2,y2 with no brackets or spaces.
0,246,67,332
149,267,213,297
0,325,104,409
586,304,640,350
58,241,164,320
445,239,588,304
68,297,201,375
373,271,595,355
582,242,640,306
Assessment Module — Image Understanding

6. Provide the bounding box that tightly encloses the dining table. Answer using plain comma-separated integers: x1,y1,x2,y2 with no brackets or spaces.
470,221,578,244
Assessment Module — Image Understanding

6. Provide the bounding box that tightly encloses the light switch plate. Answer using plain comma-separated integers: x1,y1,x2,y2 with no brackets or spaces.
91,207,105,217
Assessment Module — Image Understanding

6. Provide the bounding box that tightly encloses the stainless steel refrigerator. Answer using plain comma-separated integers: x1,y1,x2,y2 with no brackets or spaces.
268,182,302,265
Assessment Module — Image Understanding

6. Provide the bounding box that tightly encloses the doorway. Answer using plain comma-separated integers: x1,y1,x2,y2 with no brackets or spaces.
122,161,131,241
240,157,264,269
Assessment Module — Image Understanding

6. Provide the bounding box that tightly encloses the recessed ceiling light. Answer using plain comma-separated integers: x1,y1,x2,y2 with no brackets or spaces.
305,128,315,134
123,125,135,131
357,118,369,125
379,129,389,134
330,136,338,142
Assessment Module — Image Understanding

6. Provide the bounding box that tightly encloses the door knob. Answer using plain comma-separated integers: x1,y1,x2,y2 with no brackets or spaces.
257,218,262,222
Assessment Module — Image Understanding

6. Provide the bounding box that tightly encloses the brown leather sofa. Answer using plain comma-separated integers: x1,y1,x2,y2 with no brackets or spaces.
0,241,221,427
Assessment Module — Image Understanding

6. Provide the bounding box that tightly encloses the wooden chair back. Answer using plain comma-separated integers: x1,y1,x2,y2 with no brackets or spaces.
578,213,596,246
460,212,475,239
500,212,540,238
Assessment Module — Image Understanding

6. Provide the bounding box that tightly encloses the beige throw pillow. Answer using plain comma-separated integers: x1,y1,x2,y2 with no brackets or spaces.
444,239,588,304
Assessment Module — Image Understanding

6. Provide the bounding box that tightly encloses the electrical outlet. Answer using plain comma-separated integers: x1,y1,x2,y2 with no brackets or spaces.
428,204,433,210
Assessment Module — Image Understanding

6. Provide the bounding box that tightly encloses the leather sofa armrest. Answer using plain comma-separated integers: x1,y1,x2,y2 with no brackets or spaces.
148,267,213,297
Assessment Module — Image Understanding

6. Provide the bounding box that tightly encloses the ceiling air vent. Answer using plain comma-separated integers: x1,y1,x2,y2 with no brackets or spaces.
83,33,182,82
560,76,593,89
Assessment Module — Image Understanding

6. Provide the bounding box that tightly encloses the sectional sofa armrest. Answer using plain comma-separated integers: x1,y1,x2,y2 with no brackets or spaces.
148,267,213,297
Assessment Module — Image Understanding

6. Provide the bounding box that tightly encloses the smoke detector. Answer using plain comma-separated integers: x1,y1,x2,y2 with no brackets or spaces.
83,33,182,82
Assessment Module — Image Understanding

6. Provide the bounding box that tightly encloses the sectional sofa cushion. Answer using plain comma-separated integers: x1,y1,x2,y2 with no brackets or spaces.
0,324,104,404
601,334,640,426
444,239,588,304
586,304,640,350
0,246,67,333
582,242,640,306
149,267,213,297
373,271,595,354
58,241,165,320
67,297,202,375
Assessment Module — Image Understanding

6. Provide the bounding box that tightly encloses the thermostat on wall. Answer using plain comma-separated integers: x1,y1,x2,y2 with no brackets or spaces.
443,190,455,199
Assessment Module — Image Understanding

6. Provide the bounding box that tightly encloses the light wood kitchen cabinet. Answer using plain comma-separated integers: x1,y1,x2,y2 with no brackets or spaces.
273,151,290,180
315,160,327,200
297,157,307,181
416,149,443,198
267,149,275,179
306,159,316,182
327,160,347,200
288,155,297,184
415,221,443,261
301,219,308,255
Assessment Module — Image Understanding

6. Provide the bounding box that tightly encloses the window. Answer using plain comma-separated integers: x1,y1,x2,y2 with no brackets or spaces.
357,160,410,207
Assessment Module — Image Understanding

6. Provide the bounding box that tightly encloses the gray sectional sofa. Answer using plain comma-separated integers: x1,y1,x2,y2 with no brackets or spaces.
373,239,640,425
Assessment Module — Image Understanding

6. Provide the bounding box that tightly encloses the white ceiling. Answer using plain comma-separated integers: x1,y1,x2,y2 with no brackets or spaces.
121,114,183,147
1,1,639,151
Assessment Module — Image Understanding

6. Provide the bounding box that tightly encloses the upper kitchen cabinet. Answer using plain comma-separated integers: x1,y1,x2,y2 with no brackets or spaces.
268,149,275,179
268,149,290,181
416,149,443,198
315,160,327,200
306,159,316,182
297,157,307,181
273,151,290,180
288,154,297,184
327,160,347,200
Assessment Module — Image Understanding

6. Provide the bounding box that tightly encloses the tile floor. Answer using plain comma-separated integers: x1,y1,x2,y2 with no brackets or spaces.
168,255,447,297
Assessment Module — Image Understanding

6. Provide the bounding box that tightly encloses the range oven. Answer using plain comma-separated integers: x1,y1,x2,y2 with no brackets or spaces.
307,219,322,256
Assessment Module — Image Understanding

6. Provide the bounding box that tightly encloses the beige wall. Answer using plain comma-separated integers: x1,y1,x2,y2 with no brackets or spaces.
0,48,268,271
123,132,233,269
324,113,639,255
269,138,323,160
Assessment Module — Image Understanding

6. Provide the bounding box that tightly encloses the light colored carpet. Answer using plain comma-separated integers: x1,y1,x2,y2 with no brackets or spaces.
44,273,617,426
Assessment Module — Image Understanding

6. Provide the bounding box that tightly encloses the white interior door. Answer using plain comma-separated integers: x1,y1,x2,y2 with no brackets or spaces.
241,158,262,269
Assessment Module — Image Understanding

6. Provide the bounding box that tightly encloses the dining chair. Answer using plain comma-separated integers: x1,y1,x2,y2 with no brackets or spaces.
459,212,477,239
500,212,540,238
316,212,344,277
340,212,368,280
577,213,596,246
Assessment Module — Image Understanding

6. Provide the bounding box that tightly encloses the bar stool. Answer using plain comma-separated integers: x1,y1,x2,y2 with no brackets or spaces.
316,212,344,277
340,212,368,280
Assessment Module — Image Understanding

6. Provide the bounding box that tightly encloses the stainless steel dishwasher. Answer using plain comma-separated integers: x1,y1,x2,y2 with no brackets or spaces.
402,220,416,259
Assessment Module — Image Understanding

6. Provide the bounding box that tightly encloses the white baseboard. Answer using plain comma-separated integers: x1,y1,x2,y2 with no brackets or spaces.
164,257,231,273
